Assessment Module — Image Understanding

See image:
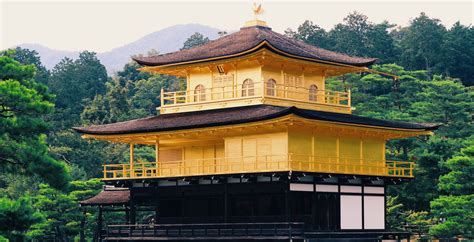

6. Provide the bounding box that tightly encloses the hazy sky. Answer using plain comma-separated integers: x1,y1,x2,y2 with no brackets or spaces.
1,0,472,52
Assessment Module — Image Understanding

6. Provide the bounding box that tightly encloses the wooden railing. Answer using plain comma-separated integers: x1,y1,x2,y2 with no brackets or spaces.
160,82,350,108
102,154,414,180
104,222,305,240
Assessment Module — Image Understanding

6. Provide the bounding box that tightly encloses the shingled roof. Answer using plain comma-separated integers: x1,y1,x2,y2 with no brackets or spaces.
80,187,130,206
133,25,377,67
73,105,439,135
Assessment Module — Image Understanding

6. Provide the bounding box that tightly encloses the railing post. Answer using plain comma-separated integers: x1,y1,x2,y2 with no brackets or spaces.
130,143,135,178
103,165,107,179
348,89,351,107
160,88,164,106
155,142,159,177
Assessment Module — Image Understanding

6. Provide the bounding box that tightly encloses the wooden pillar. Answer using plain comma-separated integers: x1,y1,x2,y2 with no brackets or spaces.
129,187,136,225
130,143,134,177
232,63,237,98
155,141,159,176
285,181,290,222
224,182,228,223
155,201,159,224
360,139,364,173
97,206,103,241
155,199,161,224
130,201,136,225
311,180,317,230
125,206,130,223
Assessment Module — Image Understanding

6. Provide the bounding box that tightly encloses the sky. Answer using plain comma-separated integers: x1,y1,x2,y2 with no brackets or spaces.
1,0,472,52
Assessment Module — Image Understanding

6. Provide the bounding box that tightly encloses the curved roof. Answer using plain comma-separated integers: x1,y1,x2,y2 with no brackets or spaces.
133,26,377,67
73,105,439,135
80,188,130,206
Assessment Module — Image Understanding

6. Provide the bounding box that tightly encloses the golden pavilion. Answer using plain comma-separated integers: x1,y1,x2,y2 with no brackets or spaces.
76,13,438,242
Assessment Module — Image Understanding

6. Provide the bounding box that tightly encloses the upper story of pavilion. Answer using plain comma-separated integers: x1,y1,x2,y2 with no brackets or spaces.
133,20,377,115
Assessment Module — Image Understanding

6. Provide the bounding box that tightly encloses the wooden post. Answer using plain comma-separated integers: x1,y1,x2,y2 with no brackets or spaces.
233,63,237,98
130,143,135,178
125,206,130,223
285,181,290,222
160,88,164,106
224,182,228,223
130,205,136,225
348,89,352,107
360,139,364,174
97,206,103,241
155,141,159,177
130,196,136,225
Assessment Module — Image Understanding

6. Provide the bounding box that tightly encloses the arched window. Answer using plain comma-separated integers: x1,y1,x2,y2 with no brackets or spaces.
309,84,318,101
242,79,254,97
194,84,206,102
266,79,276,96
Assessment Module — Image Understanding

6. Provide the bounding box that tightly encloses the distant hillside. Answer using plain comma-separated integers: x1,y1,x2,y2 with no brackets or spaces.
19,24,222,74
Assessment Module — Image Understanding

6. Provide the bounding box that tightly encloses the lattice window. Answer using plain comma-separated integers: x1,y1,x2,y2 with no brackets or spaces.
283,73,303,87
242,79,254,97
266,79,276,96
213,74,233,88
194,84,206,102
309,84,318,101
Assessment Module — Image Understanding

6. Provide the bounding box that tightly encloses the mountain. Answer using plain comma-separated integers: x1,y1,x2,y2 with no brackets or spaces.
18,23,222,74
19,43,80,69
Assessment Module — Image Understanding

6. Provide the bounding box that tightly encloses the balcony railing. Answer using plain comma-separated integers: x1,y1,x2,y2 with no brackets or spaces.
102,154,413,180
160,82,350,111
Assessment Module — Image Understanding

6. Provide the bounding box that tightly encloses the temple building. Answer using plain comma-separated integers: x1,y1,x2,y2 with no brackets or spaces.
76,13,439,242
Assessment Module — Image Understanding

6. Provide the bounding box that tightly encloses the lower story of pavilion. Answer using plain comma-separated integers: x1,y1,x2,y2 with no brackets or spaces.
81,171,412,241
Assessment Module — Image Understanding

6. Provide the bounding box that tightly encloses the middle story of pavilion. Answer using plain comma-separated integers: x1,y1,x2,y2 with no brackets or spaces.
74,104,438,181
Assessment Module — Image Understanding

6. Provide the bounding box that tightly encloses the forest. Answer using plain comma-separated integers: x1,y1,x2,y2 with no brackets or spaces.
0,11,473,241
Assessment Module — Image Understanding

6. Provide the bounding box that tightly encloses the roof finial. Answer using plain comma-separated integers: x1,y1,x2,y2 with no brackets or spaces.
243,2,269,28
253,3,264,20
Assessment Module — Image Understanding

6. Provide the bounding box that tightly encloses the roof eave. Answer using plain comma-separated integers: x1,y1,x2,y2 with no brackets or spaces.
133,41,377,69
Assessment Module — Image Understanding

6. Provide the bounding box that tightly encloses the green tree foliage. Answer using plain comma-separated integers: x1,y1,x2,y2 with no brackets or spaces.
288,12,474,86
28,179,102,241
48,51,108,128
330,12,398,62
46,52,111,178
284,20,331,50
1,47,50,85
441,22,474,86
0,52,70,189
386,196,404,231
181,32,210,50
82,61,182,124
286,12,399,63
0,197,43,241
429,139,474,238
429,195,473,238
397,13,446,73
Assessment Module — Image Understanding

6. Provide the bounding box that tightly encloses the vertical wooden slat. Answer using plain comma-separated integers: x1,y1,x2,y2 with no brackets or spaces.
155,141,159,176
130,143,134,178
